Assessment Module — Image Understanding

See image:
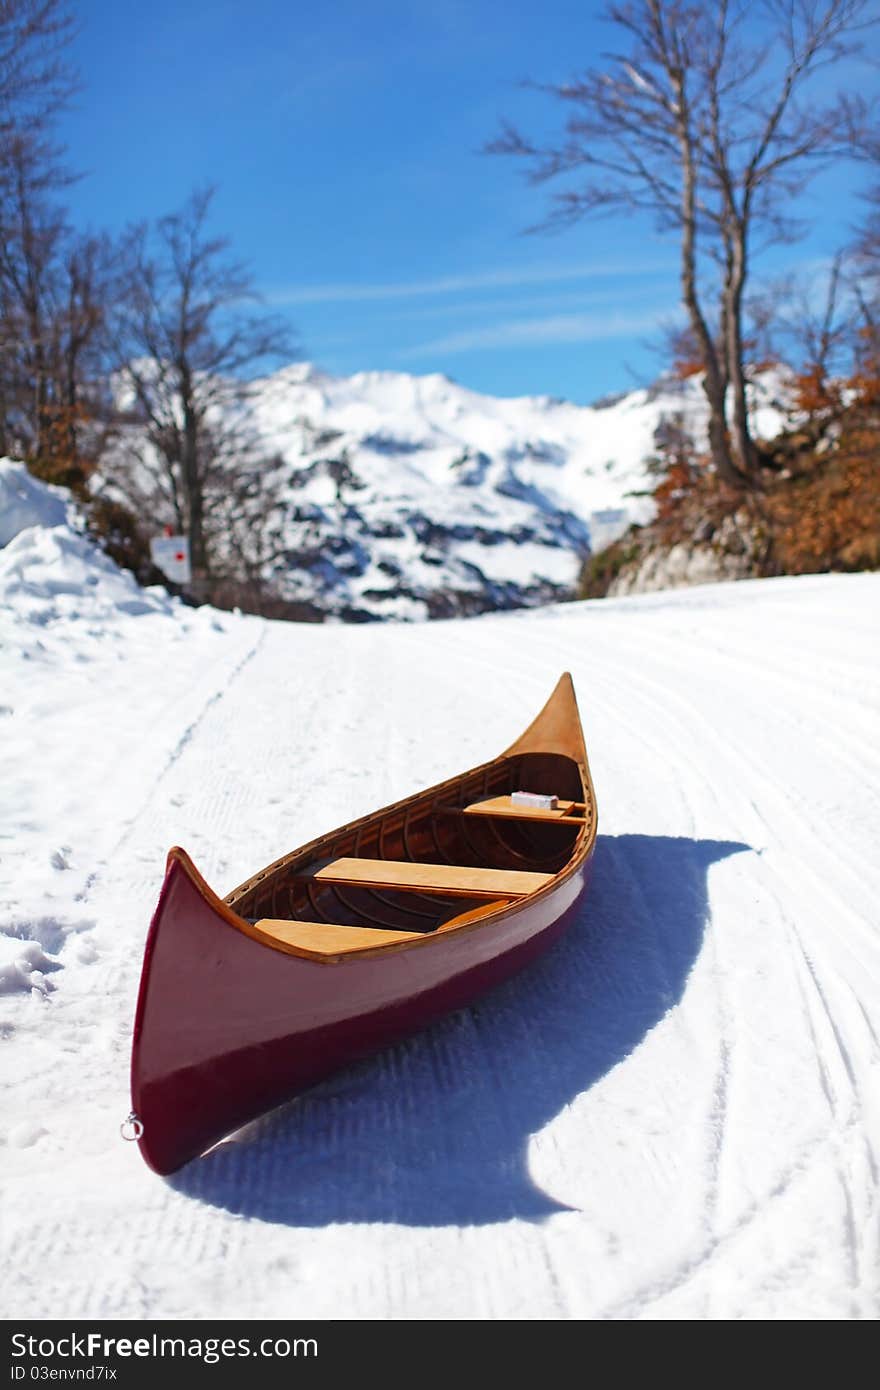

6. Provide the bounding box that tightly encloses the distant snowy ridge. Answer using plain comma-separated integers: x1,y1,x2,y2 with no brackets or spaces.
101,363,790,620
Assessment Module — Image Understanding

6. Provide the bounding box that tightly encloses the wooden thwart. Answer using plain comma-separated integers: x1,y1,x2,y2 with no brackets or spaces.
306,857,552,898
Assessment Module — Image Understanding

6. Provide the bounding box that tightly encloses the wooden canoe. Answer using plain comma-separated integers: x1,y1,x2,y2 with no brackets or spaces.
129,672,598,1175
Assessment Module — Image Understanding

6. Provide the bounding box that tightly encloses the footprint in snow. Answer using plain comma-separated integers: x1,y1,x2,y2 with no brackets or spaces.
8,1122,48,1149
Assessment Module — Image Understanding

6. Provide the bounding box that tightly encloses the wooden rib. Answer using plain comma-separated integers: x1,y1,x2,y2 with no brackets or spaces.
305,880,334,923
468,769,524,864
426,772,486,869
406,805,453,904
481,808,534,865
306,858,552,898
377,812,391,863
402,803,431,866
454,772,523,867
489,801,544,863
425,801,455,866
328,882,408,930
453,795,498,868
367,886,438,920
398,804,413,860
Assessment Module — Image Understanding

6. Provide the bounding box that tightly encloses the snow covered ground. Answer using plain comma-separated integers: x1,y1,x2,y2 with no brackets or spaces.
2,477,878,1320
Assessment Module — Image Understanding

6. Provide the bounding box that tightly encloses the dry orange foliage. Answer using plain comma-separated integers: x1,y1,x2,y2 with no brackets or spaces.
768,429,880,573
672,356,704,380
645,362,880,577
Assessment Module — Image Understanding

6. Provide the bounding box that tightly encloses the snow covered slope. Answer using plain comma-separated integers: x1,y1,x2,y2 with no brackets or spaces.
106,364,788,620
0,458,74,547
2,498,877,1319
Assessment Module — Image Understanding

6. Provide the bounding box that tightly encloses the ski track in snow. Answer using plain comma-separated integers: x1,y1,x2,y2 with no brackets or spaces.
1,568,879,1320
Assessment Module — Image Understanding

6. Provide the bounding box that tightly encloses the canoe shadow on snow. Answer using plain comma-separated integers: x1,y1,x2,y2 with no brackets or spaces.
169,833,750,1227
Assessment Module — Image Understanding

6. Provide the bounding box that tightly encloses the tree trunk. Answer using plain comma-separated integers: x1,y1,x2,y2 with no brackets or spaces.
700,370,740,487
723,221,757,482
682,264,741,486
674,75,743,490
180,367,207,592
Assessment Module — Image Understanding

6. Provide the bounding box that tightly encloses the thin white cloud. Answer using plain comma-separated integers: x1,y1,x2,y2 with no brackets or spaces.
384,282,655,324
268,259,675,306
400,309,673,357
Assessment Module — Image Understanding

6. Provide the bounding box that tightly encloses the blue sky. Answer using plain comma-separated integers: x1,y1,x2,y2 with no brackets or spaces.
59,0,878,404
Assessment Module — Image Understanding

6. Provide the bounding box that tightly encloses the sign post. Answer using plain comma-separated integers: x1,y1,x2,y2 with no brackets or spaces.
150,535,191,586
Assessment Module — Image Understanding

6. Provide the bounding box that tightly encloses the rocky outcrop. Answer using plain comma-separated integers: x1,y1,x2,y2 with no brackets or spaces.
606,513,764,596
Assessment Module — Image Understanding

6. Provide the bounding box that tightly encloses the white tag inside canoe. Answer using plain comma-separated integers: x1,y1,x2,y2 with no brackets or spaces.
511,791,558,810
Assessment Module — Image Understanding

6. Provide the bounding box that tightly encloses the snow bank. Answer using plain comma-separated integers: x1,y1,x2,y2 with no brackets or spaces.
0,459,71,547
0,464,176,648
0,523,170,629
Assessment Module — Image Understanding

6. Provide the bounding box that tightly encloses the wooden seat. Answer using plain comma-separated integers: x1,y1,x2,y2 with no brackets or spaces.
251,918,424,961
251,898,511,962
304,857,553,898
454,796,588,823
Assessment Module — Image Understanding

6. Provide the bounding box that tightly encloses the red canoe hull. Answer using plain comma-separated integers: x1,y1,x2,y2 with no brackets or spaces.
132,849,592,1175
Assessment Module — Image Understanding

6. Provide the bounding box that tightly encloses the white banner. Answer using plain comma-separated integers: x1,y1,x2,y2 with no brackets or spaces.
150,535,191,584
589,508,629,550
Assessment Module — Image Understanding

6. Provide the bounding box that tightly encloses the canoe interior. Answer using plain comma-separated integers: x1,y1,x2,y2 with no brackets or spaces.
225,750,592,937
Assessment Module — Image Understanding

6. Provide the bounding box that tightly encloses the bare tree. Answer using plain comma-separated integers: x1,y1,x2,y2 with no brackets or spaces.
489,0,874,487
850,182,880,361
106,187,295,591
0,0,76,137
0,3,99,475
0,131,113,476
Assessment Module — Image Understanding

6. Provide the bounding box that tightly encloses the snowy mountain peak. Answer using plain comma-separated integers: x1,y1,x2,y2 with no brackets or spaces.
231,362,755,620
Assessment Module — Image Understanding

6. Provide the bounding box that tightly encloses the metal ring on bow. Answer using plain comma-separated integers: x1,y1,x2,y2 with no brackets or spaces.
120,1111,144,1141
